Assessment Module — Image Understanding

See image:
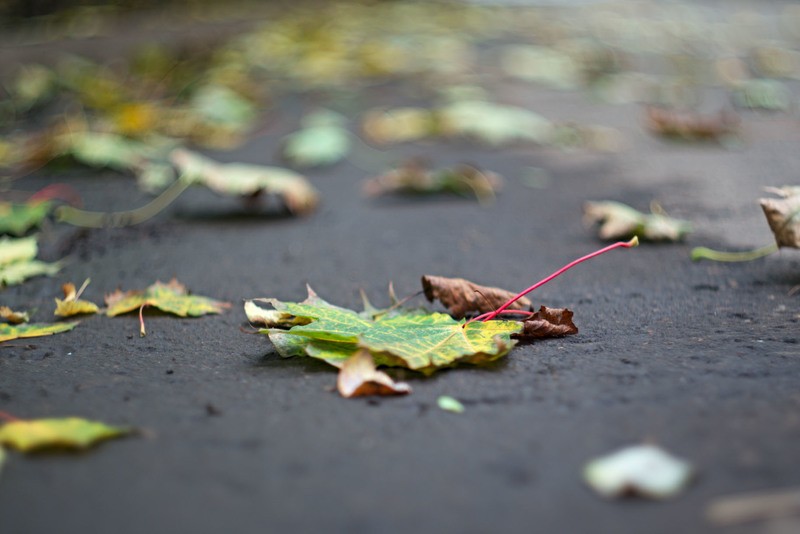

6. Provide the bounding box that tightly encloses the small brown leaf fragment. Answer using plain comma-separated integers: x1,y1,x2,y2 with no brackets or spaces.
421,275,531,319
516,306,578,339
0,306,29,324
644,106,739,141
759,188,800,249
337,349,411,398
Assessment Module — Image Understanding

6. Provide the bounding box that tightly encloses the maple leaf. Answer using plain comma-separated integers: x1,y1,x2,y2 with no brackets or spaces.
106,278,230,336
0,201,52,236
0,306,29,324
337,349,411,398
170,149,320,216
363,160,502,202
0,321,78,343
246,287,522,375
54,279,100,317
282,110,351,168
0,236,61,287
517,306,578,339
760,186,800,249
0,417,129,452
421,274,531,318
583,201,691,242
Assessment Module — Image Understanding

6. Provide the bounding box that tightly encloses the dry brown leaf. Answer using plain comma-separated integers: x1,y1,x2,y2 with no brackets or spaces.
644,106,739,141
515,306,578,339
337,349,411,398
421,275,531,319
759,187,800,249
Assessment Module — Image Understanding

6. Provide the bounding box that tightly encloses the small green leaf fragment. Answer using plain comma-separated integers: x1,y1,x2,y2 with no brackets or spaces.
0,418,129,452
437,395,465,413
0,321,78,343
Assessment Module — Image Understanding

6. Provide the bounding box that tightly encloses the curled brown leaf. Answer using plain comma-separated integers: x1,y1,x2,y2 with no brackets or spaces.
515,306,578,339
337,349,411,398
644,106,739,141
421,275,530,319
759,187,800,249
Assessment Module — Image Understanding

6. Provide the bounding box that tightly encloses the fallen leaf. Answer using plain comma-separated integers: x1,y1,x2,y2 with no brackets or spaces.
437,99,552,146
0,236,61,287
282,110,351,168
437,395,465,413
54,279,100,317
516,306,578,339
361,107,434,145
733,79,791,111
0,321,78,343
106,279,229,335
337,349,411,398
644,106,739,141
759,187,800,249
0,201,52,236
501,45,581,89
421,274,531,318
0,306,29,324
250,287,522,375
583,201,691,242
363,160,502,202
170,149,320,216
584,444,693,499
0,417,129,452
706,486,800,527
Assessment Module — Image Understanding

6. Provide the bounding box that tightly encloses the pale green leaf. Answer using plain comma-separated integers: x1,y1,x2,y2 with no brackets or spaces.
170,149,320,216
0,418,129,452
0,321,78,343
0,236,37,266
583,201,691,242
438,100,552,146
190,84,255,128
283,111,350,168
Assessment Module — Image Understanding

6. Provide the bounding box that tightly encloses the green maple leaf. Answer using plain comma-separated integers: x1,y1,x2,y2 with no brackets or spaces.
0,418,129,452
0,201,52,236
105,278,230,318
247,288,522,374
0,321,78,343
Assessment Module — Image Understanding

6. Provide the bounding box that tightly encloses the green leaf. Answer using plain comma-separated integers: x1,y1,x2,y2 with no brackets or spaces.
247,288,522,374
105,278,230,318
0,201,52,236
0,418,129,452
190,84,255,128
0,321,78,343
0,236,61,286
170,149,320,216
283,110,350,168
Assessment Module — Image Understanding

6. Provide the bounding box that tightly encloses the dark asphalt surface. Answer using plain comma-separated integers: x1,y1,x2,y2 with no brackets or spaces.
2,7,800,534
